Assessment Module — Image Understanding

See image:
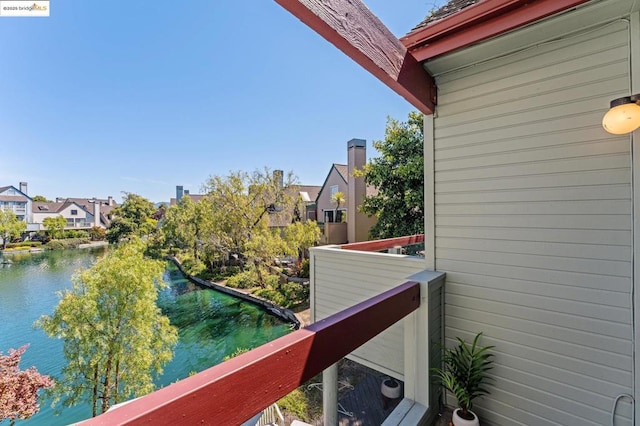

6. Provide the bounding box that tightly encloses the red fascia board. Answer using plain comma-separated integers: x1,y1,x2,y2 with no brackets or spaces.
341,234,425,252
402,0,591,62
402,0,529,47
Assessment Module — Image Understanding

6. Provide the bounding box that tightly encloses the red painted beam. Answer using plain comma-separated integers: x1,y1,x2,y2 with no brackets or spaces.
402,0,590,62
81,281,420,425
341,234,425,252
274,0,436,114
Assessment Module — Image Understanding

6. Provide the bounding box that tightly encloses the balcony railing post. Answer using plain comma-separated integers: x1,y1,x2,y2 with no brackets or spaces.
403,270,446,420
323,363,339,426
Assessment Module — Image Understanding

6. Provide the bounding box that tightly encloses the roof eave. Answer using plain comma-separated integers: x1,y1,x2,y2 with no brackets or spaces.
401,0,591,62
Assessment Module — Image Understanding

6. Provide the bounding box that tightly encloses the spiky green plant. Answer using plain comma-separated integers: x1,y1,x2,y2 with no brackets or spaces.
431,332,495,420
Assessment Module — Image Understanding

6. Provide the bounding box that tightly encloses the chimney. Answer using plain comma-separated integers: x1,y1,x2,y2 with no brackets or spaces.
93,198,101,227
19,182,27,195
176,185,184,202
273,170,284,190
347,138,367,243
107,196,113,206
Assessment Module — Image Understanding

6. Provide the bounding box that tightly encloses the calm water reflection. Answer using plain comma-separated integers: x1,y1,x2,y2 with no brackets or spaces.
0,248,291,425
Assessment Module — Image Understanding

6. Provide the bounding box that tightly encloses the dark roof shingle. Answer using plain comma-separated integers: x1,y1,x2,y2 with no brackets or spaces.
411,0,481,32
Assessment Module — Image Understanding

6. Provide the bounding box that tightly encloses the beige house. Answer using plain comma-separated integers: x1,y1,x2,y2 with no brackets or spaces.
316,139,377,243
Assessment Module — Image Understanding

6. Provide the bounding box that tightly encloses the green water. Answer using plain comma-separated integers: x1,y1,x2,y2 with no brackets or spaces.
0,248,292,425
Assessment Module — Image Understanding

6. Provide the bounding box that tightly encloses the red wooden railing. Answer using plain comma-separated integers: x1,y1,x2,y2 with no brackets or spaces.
340,234,424,252
82,281,420,425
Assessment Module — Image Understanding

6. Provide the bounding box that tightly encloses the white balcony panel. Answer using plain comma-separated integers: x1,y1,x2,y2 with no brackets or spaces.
310,246,425,380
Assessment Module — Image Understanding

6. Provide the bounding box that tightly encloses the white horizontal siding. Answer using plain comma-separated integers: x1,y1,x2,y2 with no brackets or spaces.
310,246,425,379
432,14,633,426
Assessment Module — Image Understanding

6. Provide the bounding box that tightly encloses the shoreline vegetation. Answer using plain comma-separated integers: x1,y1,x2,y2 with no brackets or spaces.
169,256,302,328
0,240,108,254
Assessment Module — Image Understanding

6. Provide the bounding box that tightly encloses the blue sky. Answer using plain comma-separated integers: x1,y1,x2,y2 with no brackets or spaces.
0,1,444,203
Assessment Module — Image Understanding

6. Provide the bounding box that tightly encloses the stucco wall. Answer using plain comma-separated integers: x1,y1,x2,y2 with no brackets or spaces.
316,166,347,224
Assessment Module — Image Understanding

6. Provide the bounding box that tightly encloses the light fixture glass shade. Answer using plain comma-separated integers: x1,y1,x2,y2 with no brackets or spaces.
602,102,640,135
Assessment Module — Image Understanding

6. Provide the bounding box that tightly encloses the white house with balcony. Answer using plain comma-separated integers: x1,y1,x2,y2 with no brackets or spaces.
0,183,32,223
32,197,115,230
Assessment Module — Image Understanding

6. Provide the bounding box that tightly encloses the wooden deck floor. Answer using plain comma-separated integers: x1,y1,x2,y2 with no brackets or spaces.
300,361,403,426
337,373,403,425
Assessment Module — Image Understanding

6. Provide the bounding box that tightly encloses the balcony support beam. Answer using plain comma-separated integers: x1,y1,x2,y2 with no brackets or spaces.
323,363,339,426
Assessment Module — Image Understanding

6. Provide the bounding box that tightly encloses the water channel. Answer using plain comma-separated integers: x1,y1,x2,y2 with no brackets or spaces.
0,248,292,425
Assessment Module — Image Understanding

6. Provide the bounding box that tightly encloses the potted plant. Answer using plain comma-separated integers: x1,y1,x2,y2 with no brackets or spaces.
431,332,495,426
380,377,401,409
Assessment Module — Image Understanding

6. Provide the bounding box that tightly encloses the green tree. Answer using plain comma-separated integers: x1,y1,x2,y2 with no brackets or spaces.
31,195,50,202
244,228,289,286
161,195,212,260
0,210,26,249
283,221,321,263
357,111,424,238
106,193,156,244
88,226,106,241
202,168,297,260
43,215,67,239
37,239,178,416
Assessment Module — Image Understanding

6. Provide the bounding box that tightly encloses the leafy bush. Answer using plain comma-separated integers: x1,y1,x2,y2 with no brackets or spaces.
2,247,31,252
45,240,65,250
196,266,240,282
278,389,310,421
214,266,240,280
253,278,307,308
62,230,89,239
299,259,310,278
179,255,206,277
282,281,309,305
253,287,287,306
278,384,323,422
226,270,259,289
44,238,90,250
88,226,106,241
6,241,42,248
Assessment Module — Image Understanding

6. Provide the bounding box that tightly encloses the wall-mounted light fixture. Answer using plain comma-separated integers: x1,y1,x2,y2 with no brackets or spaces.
602,94,640,135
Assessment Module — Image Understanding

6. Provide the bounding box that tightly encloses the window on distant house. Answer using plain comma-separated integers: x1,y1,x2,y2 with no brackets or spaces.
324,210,334,223
330,185,338,197
71,209,78,215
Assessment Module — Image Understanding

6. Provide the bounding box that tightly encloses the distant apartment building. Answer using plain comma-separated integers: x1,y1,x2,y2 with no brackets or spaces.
169,186,205,206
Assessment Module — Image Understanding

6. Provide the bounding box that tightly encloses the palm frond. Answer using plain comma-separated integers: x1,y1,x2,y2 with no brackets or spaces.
430,332,495,412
